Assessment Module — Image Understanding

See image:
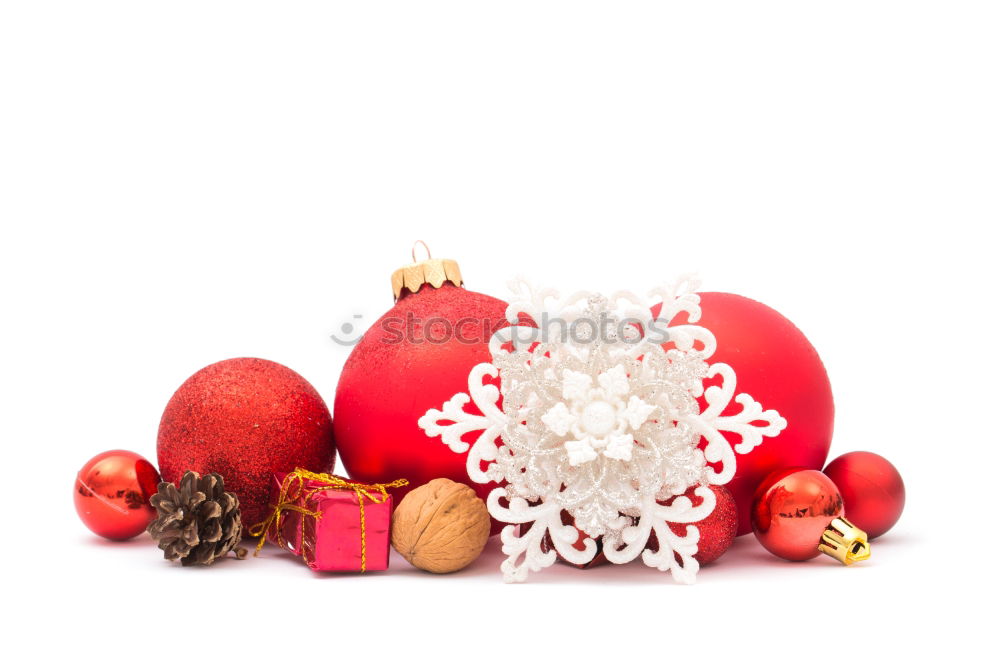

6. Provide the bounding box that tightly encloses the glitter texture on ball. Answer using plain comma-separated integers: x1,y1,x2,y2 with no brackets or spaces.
157,358,336,527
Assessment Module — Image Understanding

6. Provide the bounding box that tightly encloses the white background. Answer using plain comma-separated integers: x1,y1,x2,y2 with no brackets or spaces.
2,2,998,663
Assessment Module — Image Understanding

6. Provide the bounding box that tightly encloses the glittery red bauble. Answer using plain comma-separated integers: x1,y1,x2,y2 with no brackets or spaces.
751,468,843,561
334,283,508,532
824,451,904,539
667,485,738,565
157,358,336,527
674,293,835,536
74,450,160,540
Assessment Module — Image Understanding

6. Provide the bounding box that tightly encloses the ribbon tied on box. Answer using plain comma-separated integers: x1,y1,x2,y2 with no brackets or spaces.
249,468,407,572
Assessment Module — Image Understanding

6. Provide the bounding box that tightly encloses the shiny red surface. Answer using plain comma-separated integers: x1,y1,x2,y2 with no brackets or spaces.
676,293,835,535
74,450,160,540
157,358,336,527
751,468,843,561
824,451,904,539
334,283,509,533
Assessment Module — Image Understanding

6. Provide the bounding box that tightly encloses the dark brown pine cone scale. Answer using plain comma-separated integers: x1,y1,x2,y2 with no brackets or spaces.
147,470,247,566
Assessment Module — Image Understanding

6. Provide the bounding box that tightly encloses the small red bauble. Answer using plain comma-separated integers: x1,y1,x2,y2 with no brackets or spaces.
751,468,870,564
677,293,835,535
824,451,904,539
752,468,840,561
669,485,738,565
157,358,336,527
334,255,508,532
74,450,160,540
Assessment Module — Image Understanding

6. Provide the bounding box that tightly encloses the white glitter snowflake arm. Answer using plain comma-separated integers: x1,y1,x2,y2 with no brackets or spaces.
416,363,509,485
602,487,716,584
646,274,702,322
682,362,788,485
487,490,599,582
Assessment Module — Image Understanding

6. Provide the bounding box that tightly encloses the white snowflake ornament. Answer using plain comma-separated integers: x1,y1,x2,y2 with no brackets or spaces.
418,277,787,583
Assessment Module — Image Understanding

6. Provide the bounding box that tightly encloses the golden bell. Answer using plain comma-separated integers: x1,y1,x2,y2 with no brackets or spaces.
818,516,871,565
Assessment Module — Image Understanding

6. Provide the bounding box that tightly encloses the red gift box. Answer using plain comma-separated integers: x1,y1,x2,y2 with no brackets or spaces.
250,469,407,572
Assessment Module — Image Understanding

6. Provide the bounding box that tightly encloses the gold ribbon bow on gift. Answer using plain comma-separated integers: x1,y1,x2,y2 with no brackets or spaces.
248,468,408,572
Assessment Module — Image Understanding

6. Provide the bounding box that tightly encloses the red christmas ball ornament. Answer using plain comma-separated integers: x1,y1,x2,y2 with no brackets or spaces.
668,485,738,565
751,468,870,564
157,358,336,527
74,450,161,540
824,451,905,539
334,247,509,532
671,292,835,535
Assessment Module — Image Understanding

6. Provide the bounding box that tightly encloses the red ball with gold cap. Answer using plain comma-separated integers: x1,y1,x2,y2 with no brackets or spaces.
751,468,871,565
334,243,509,532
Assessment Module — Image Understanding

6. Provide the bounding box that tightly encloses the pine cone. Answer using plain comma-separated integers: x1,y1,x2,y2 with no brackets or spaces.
148,470,247,566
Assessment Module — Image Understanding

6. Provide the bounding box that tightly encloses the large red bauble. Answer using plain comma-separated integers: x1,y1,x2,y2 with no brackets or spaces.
679,292,834,535
334,283,508,532
74,450,160,540
824,451,905,539
157,358,336,527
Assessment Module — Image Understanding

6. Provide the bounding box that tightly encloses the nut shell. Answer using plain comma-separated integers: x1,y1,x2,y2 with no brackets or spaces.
391,478,490,573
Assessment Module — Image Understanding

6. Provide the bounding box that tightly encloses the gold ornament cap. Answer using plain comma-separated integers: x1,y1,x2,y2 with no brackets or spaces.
391,241,464,300
818,516,871,565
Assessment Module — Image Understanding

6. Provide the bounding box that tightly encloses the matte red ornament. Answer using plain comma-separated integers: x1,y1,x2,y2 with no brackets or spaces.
751,468,870,564
668,485,738,565
74,450,160,540
672,293,835,535
334,253,509,532
824,451,904,539
157,358,336,527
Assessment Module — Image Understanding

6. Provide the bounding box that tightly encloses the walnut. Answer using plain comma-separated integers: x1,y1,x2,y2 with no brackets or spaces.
391,478,490,573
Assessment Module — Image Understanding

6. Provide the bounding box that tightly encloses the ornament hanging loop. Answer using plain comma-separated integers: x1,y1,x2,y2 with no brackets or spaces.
412,240,432,263
392,242,463,300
